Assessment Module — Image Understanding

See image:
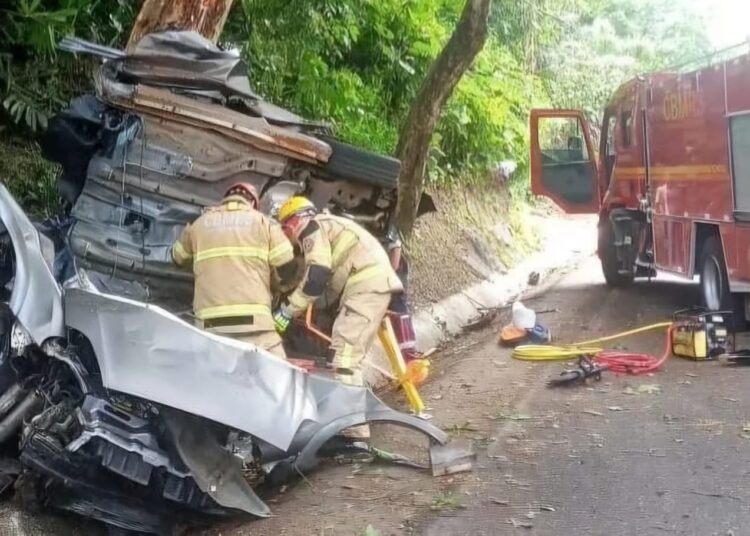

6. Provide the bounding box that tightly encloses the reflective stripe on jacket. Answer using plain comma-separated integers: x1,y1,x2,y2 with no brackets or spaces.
287,214,403,315
172,197,294,331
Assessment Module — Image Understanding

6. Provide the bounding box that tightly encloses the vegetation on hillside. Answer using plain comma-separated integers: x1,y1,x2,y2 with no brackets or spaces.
0,0,713,214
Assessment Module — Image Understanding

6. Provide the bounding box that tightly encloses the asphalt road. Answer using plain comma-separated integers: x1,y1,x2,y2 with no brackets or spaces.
419,257,749,536
4,255,749,536
220,254,749,536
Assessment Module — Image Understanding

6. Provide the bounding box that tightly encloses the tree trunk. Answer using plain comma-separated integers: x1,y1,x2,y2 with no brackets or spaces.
396,0,492,235
126,0,235,53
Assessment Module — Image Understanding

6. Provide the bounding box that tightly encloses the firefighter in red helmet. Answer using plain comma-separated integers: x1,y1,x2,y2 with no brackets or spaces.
171,183,296,358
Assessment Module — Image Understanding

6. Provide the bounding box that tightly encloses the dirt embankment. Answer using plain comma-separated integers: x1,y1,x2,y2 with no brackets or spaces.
407,183,543,308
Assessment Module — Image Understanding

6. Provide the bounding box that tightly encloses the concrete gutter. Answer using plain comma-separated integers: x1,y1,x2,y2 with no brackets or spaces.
364,215,597,386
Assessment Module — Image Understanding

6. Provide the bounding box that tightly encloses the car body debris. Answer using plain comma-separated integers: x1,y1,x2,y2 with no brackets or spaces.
0,31,460,534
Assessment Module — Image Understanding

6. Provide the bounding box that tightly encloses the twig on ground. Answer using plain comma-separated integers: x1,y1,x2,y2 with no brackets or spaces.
295,466,317,491
687,490,742,501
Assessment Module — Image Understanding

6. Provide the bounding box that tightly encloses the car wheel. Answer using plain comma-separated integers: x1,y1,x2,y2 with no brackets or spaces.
317,136,401,189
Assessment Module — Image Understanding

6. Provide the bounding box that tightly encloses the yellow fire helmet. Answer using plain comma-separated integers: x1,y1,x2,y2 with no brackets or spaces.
278,196,316,223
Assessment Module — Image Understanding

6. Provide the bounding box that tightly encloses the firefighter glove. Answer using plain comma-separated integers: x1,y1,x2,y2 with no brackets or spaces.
273,306,293,334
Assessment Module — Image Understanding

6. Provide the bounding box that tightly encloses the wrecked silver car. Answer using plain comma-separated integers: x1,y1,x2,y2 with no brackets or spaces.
0,32,447,534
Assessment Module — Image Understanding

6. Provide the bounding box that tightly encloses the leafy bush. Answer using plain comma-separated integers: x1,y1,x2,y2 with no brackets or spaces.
0,137,61,216
0,0,135,134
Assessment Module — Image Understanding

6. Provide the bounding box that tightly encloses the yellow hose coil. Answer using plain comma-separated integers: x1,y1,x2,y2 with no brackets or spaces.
511,321,673,361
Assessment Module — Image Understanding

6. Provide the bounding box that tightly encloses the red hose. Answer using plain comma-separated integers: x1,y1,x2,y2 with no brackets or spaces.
593,327,672,375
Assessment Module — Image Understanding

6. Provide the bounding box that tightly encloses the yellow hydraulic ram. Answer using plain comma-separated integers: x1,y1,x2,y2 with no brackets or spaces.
377,315,427,416
511,321,673,361
305,305,427,416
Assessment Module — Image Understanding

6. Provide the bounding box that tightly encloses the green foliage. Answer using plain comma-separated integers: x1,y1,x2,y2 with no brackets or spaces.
362,525,382,536
431,40,540,184
227,0,532,184
540,0,711,113
0,0,135,133
0,138,61,216
0,0,716,214
228,0,459,155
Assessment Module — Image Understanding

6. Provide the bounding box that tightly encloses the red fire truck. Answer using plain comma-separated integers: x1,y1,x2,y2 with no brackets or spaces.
530,53,750,321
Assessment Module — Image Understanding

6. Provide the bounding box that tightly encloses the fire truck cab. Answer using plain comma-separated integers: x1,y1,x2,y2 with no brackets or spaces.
530,54,750,321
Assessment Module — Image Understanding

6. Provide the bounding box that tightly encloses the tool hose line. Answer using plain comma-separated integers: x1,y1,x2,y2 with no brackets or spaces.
512,321,673,372
595,326,673,374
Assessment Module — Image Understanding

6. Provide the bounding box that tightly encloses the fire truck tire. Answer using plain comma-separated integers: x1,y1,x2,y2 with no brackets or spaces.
698,236,744,324
599,221,633,287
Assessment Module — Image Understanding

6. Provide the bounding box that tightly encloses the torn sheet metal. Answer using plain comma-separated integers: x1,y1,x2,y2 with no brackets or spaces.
63,281,447,452
162,408,271,517
0,184,64,344
118,31,328,129
101,77,332,164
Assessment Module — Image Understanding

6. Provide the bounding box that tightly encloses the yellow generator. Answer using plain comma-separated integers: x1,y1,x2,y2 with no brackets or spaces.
670,308,732,360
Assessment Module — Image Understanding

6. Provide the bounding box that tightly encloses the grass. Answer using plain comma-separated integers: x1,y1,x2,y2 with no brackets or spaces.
0,137,62,217
430,492,461,511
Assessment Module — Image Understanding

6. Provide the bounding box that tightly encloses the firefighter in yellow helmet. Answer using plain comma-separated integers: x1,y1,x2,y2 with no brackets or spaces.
273,197,403,418
171,183,296,359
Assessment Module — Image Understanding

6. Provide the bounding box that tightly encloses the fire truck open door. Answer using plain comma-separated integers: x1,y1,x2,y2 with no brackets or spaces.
530,109,600,214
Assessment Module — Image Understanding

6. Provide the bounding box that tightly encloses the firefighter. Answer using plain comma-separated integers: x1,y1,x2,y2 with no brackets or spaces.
273,196,403,407
171,183,296,359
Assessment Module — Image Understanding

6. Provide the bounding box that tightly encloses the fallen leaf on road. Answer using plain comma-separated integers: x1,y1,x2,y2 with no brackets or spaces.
582,409,603,416
505,478,531,487
363,525,382,536
489,497,509,505
674,438,684,443
637,384,661,394
525,512,536,520
685,373,698,378
723,397,738,403
431,394,443,401
540,506,556,512
608,406,624,412
508,518,533,529
496,412,532,421
689,419,724,430
741,423,750,433
623,387,637,395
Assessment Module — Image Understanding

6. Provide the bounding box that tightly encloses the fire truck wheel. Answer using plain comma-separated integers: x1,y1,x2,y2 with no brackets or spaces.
698,236,744,324
599,221,633,287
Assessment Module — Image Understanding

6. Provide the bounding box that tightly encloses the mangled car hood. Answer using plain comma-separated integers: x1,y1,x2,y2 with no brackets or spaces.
63,281,441,452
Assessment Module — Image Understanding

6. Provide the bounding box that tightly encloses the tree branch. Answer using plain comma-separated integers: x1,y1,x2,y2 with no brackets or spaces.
396,0,492,235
